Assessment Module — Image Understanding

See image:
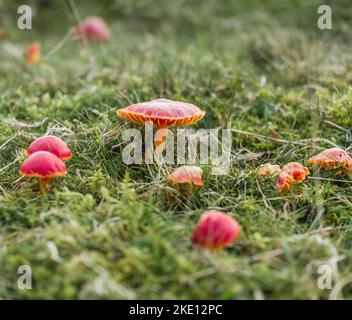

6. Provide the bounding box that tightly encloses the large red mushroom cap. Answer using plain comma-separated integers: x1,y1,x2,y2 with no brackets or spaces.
27,135,72,160
116,98,205,128
308,147,352,172
19,151,67,182
117,98,205,150
74,16,110,42
167,166,204,187
192,211,241,250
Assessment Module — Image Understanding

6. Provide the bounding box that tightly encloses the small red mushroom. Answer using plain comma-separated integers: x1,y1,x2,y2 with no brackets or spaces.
308,147,352,173
27,135,72,161
19,151,67,193
192,211,241,250
276,162,309,192
74,16,110,42
277,171,295,192
167,166,204,187
281,162,309,183
25,41,41,65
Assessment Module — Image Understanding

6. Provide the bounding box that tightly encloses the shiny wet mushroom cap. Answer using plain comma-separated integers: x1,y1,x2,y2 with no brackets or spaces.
19,151,67,192
117,98,205,127
192,211,241,250
74,16,110,42
27,135,72,160
116,98,205,150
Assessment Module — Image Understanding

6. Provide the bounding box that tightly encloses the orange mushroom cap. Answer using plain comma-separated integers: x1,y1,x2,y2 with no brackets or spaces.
25,41,41,65
276,162,308,192
74,16,110,42
19,151,67,181
257,163,281,178
27,135,72,160
277,171,295,192
167,166,204,187
192,211,241,250
116,98,205,129
281,162,309,183
308,148,352,170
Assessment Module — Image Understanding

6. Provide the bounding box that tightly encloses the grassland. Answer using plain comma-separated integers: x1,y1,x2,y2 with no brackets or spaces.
0,0,352,299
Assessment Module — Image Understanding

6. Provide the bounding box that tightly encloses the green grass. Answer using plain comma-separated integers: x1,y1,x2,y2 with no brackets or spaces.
0,0,352,299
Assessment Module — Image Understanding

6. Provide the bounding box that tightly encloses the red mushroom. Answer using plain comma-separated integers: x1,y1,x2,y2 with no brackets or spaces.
74,16,110,42
167,166,204,187
281,162,309,183
192,211,241,250
277,171,295,192
27,135,72,161
19,151,67,193
276,162,309,192
308,147,352,173
116,98,205,152
25,41,41,65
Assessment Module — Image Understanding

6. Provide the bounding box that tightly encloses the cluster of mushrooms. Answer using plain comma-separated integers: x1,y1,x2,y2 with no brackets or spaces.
10,15,352,251
12,16,110,65
116,99,352,250
257,148,352,193
16,98,352,251
116,98,243,250
19,136,71,193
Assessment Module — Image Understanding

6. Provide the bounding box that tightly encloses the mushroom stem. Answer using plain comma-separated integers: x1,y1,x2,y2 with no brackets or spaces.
187,182,195,195
39,178,50,194
154,126,169,153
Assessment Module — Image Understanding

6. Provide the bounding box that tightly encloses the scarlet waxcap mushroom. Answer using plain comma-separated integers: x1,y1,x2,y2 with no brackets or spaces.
308,147,352,171
27,135,72,160
192,211,241,250
25,41,41,65
276,162,308,192
116,98,205,149
281,162,309,183
276,171,295,192
19,151,67,192
74,16,110,42
167,166,203,187
256,163,281,178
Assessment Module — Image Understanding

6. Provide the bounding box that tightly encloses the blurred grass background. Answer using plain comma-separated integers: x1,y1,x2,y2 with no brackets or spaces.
2,0,352,36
